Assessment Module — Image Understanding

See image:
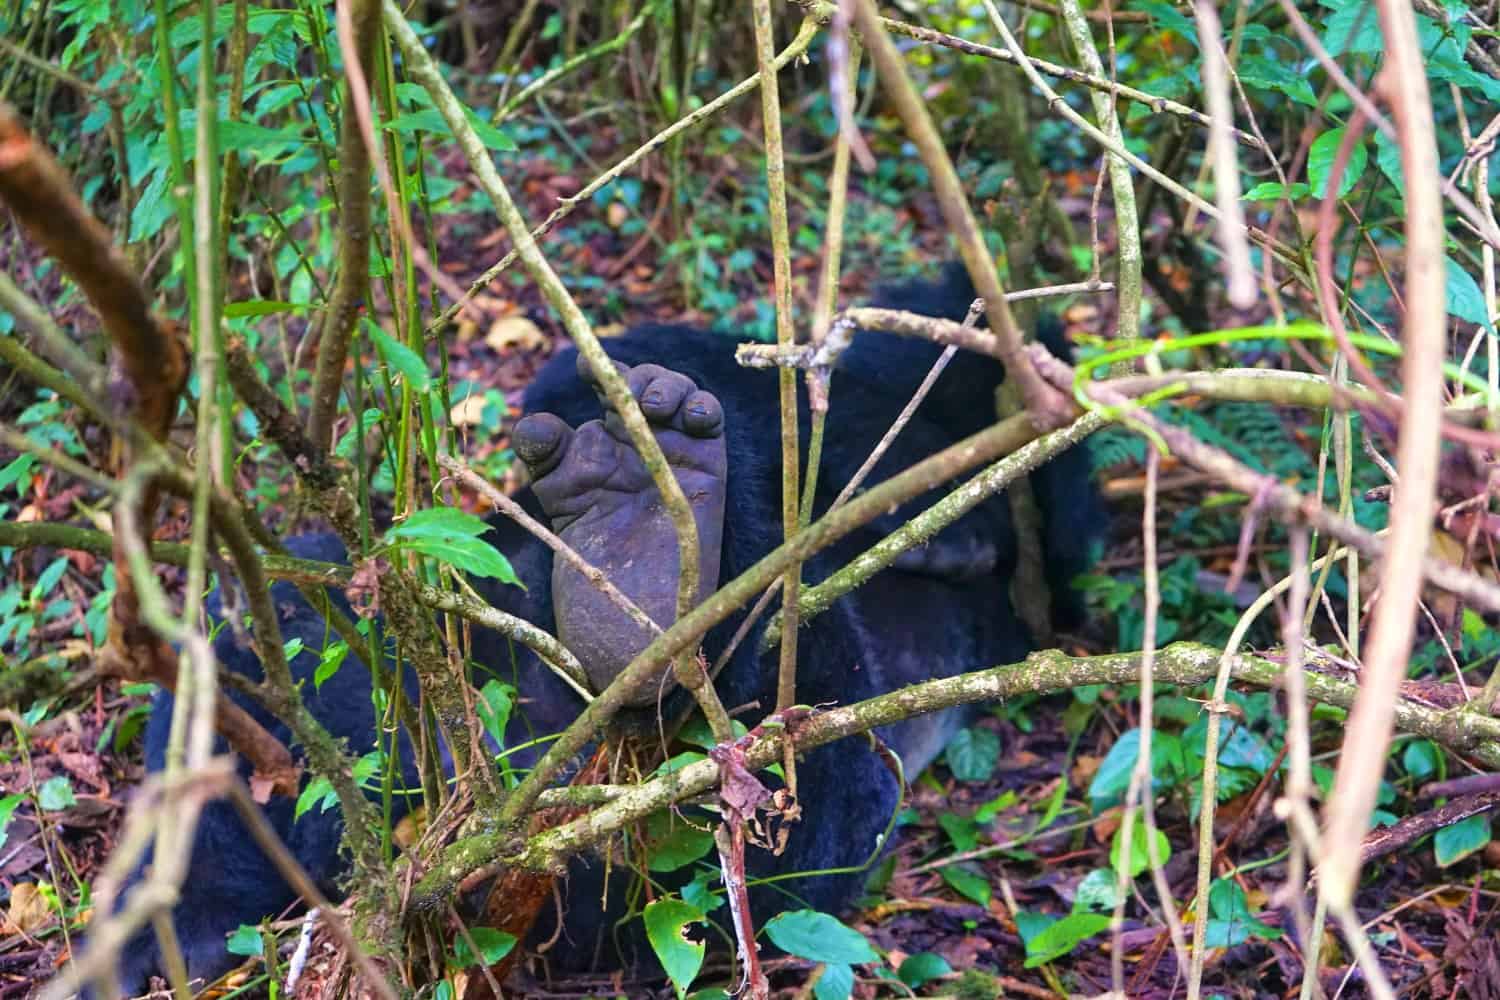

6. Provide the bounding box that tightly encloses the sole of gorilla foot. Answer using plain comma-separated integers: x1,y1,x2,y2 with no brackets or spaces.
512,357,727,704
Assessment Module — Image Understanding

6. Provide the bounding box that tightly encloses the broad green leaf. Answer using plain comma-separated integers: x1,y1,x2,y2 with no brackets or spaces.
223,300,309,318
1374,129,1404,191
1074,868,1123,913
38,776,75,811
896,952,952,989
381,108,517,152
1022,912,1111,967
452,927,516,968
1446,257,1492,328
944,727,999,782
1308,128,1368,201
295,775,336,819
644,898,706,999
763,910,879,966
1242,181,1310,202
812,962,854,1000
1435,813,1491,867
226,925,265,957
476,680,515,749
1110,814,1171,880
939,863,992,906
314,641,350,691
646,813,715,872
387,507,492,541
366,319,431,392
1321,0,1383,56
1236,55,1317,106
937,811,981,853
1402,740,1440,782
400,536,520,585
1203,878,1282,946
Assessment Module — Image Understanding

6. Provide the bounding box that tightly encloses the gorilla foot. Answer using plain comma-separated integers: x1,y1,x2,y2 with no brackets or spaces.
512,358,727,704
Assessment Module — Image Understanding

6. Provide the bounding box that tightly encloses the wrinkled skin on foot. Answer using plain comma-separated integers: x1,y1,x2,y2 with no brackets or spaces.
512,357,727,704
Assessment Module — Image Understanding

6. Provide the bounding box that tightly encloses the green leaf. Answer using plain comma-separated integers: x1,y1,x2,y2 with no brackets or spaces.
682,870,724,916
400,536,520,585
944,727,999,782
812,962,854,1000
32,556,69,601
1135,0,1198,45
939,863,992,906
0,793,23,850
476,679,515,749
1022,912,1111,967
1402,740,1440,782
381,108,517,152
763,910,879,966
937,811,981,853
1203,878,1282,946
1446,257,1492,328
387,507,492,541
1374,129,1404,192
896,952,952,989
1307,127,1368,201
451,927,516,968
314,641,350,691
646,813,716,872
1236,55,1317,106
1242,181,1310,202
1321,0,1383,56
295,775,336,819
1435,813,1491,867
644,898,706,999
38,776,75,811
1073,868,1123,913
366,319,431,392
223,299,309,318
1110,814,1171,879
226,924,265,957
1088,729,1186,812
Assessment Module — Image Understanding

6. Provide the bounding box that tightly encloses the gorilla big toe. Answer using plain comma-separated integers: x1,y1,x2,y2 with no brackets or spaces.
512,357,728,703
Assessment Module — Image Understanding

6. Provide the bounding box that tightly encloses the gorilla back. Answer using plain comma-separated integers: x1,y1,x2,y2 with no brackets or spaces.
103,266,1100,992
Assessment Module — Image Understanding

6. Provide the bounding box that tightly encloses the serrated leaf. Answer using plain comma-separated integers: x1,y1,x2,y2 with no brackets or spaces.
944,727,999,782
366,319,431,392
763,910,878,965
644,898,705,999
1308,127,1369,201
1435,812,1491,867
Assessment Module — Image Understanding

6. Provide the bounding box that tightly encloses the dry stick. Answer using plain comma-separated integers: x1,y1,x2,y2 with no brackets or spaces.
423,579,593,699
1319,1,1447,969
792,0,1264,152
308,0,378,452
852,0,1067,431
1192,1,1255,309
426,18,820,335
761,408,1108,651
1028,352,1500,610
496,642,1500,877
496,5,650,120
1057,0,1141,345
750,0,801,732
383,0,734,774
437,454,660,639
1114,448,1191,990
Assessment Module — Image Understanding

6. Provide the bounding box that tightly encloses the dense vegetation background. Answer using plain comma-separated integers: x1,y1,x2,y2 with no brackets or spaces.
2,0,1500,997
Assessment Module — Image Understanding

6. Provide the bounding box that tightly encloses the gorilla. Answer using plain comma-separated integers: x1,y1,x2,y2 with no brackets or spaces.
103,265,1100,993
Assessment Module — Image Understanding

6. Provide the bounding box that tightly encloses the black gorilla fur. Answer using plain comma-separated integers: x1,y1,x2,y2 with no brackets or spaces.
108,266,1100,992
